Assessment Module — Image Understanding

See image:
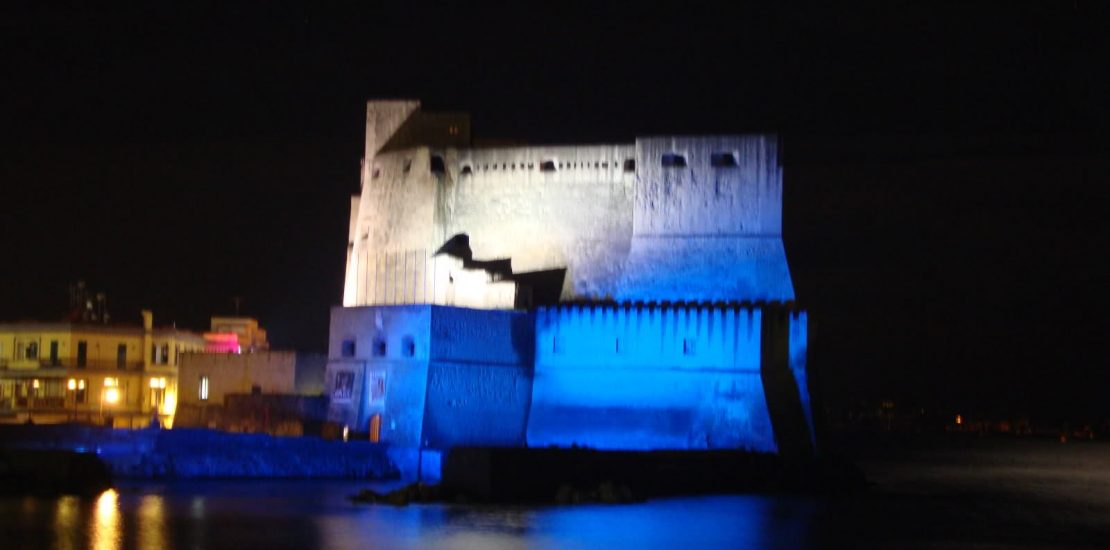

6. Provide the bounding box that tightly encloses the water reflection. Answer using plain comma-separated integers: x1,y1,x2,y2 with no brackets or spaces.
92,489,120,550
316,493,811,549
188,495,208,549
190,495,206,520
8,481,820,550
138,494,166,550
52,495,79,550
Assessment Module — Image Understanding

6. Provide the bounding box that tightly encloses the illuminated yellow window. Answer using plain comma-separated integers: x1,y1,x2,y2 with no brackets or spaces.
150,377,167,407
68,378,88,404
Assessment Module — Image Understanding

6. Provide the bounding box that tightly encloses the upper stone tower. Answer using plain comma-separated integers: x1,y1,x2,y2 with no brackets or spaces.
343,100,796,308
616,136,794,302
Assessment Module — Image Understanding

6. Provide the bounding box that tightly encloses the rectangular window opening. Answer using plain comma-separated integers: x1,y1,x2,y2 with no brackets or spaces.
333,371,354,399
430,155,446,174
661,153,687,168
371,375,386,401
710,152,738,167
341,339,356,358
75,380,87,404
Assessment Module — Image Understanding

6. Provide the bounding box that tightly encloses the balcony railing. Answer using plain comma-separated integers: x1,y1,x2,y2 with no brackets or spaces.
11,396,67,409
0,359,147,371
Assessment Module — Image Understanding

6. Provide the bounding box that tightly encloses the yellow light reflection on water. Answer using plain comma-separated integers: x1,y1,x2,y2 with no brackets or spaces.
53,495,80,550
138,494,166,550
92,489,121,550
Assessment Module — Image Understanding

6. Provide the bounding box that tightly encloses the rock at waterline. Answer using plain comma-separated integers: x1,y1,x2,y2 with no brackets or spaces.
349,480,640,506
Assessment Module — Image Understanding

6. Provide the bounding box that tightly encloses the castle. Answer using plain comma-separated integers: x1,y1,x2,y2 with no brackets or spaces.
325,100,812,471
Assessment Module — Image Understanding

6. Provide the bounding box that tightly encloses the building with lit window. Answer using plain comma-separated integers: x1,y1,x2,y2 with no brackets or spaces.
203,316,270,353
174,350,326,434
173,316,327,434
324,101,814,467
0,311,204,428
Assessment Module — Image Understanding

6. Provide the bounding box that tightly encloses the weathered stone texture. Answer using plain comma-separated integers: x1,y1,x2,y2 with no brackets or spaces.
344,100,796,306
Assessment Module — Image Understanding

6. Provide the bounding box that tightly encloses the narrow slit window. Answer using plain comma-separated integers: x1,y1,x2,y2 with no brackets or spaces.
402,335,415,357
661,153,687,168
683,338,696,355
430,155,446,174
710,152,738,167
373,338,387,357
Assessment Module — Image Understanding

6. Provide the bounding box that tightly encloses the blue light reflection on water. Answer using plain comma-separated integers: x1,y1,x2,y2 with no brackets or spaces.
0,481,817,550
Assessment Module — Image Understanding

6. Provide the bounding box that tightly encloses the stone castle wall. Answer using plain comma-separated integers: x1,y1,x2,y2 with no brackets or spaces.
322,302,812,460
528,303,778,452
344,101,796,307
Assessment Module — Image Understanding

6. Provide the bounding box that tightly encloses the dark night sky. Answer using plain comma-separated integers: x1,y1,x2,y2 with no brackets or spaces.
1,3,1107,419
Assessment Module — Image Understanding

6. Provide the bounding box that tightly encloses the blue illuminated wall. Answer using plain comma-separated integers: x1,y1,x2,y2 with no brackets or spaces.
789,312,814,448
526,304,780,452
422,303,535,448
325,305,534,449
325,302,814,465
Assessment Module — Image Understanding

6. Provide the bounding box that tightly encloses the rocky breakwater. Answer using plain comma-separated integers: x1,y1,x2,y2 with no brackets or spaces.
139,429,399,479
0,425,399,480
0,449,112,496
